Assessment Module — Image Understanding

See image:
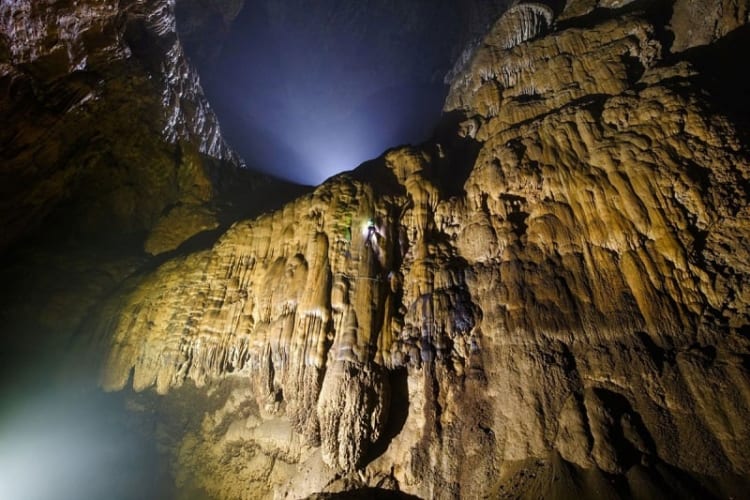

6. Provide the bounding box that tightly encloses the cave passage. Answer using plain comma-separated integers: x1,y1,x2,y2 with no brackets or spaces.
186,1,485,185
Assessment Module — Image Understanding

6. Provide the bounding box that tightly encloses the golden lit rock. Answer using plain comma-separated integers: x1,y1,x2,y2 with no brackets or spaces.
6,0,749,498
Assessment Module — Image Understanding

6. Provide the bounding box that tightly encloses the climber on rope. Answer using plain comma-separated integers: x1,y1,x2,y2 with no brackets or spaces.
363,218,380,248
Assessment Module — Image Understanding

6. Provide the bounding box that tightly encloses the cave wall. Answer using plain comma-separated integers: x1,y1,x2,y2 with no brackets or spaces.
2,0,750,498
0,0,250,250
0,0,306,386
97,2,750,499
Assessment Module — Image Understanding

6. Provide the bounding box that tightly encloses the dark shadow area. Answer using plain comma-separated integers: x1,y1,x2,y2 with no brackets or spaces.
687,343,718,365
350,156,406,198
362,367,409,467
678,24,750,146
149,224,227,264
431,110,483,198
314,488,422,499
491,452,749,500
592,388,657,467
633,331,673,374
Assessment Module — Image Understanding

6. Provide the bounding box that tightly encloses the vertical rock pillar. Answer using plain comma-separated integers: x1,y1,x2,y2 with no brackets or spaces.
317,190,394,471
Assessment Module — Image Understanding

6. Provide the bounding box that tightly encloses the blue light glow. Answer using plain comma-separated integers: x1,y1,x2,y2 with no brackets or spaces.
0,382,169,500
198,2,458,185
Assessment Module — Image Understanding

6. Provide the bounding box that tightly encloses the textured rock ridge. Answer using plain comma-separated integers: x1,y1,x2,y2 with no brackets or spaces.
490,3,555,50
0,0,278,254
97,1,750,499
0,0,308,415
103,175,406,471
0,0,235,159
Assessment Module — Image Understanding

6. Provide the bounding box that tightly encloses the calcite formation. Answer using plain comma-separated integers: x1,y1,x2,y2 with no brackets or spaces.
0,0,306,364
99,1,750,498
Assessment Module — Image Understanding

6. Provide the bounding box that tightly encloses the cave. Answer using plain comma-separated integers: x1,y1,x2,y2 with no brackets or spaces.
2,1,750,499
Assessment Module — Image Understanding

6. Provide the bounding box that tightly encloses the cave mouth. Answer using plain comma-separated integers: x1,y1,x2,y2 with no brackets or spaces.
178,1,506,186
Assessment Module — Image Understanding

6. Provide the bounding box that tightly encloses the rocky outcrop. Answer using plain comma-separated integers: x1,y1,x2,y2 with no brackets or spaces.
490,3,555,50
194,0,519,183
0,0,237,159
0,0,283,253
670,0,750,52
0,0,310,409
560,0,750,52
99,2,750,498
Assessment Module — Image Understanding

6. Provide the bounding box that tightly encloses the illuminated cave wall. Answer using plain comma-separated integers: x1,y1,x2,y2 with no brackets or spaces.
100,2,750,498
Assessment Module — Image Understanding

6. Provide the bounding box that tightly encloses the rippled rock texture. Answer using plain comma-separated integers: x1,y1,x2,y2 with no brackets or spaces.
0,0,305,377
96,1,750,498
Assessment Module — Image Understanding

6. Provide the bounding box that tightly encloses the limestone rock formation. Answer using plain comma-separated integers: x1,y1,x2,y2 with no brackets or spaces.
97,1,750,498
670,0,750,52
2,0,750,498
0,0,307,373
490,3,555,49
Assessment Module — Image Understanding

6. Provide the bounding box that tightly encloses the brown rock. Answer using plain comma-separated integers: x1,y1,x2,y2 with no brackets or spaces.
671,0,750,52
8,1,750,499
